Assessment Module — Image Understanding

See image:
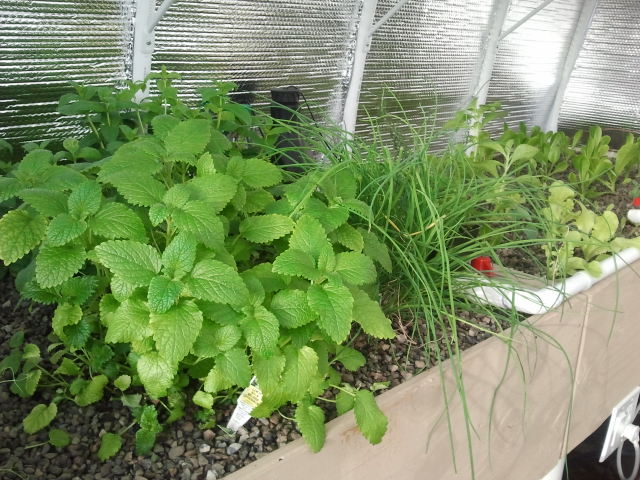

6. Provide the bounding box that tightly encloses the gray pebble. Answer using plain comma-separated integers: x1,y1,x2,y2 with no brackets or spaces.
226,443,242,455
168,445,186,459
199,443,211,453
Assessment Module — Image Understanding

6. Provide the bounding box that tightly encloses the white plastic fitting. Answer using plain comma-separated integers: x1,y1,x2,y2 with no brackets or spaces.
627,209,640,225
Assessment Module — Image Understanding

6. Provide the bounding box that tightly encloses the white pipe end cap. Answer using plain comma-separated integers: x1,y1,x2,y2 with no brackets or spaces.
627,209,640,225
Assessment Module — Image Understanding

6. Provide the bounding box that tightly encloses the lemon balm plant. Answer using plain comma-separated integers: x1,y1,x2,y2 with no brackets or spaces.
0,73,393,458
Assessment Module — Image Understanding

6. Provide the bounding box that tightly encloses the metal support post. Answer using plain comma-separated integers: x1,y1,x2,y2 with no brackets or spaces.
543,0,598,131
499,0,557,41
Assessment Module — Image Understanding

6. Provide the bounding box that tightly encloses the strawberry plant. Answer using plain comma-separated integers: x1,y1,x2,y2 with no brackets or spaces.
0,73,394,456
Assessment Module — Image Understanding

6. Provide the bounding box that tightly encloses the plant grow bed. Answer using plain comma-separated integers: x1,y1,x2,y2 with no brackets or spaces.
221,256,640,480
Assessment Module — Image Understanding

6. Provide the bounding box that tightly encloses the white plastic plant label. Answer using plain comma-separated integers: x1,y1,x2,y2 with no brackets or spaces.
226,377,263,432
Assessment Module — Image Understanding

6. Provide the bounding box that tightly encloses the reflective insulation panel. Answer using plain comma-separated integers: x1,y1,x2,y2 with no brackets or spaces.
354,0,493,148
0,0,133,146
486,0,581,130
558,0,640,144
151,0,358,122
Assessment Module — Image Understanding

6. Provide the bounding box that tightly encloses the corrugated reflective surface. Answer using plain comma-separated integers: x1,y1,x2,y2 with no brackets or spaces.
486,0,581,130
151,0,358,122
356,0,493,147
0,0,133,145
558,0,640,141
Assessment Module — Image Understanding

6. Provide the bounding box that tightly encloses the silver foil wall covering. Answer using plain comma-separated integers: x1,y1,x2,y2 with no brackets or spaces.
151,0,358,122
558,0,640,139
0,0,133,145
486,0,582,130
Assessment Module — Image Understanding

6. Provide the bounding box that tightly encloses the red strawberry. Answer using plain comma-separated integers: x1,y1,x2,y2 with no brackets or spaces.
632,197,640,208
471,256,495,277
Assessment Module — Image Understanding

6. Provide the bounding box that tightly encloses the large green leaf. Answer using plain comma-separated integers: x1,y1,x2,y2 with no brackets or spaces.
150,300,203,366
23,403,57,434
95,240,161,287
239,214,295,244
333,345,366,371
165,119,211,159
98,137,164,184
359,229,392,273
332,223,364,252
105,297,151,344
289,215,328,260
303,198,349,233
185,259,249,306
18,188,68,217
68,181,102,219
98,433,123,461
89,202,146,241
0,209,47,264
192,320,241,358
52,303,82,340
269,289,316,329
161,232,197,280
137,352,175,398
240,305,279,355
36,243,85,288
307,281,353,343
295,401,326,452
241,158,283,188
283,346,318,402
75,374,108,406
147,276,183,313
170,201,224,245
113,176,166,207
334,252,377,286
217,348,251,387
272,249,318,281
185,174,237,212
351,288,394,339
46,213,87,246
253,352,285,396
353,390,388,444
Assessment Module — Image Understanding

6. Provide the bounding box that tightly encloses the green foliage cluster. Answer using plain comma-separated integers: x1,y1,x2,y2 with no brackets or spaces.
0,72,393,455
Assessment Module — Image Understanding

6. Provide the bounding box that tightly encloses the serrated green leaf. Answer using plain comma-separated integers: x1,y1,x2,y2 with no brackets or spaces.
239,214,295,244
283,346,318,402
351,288,394,339
166,119,211,159
98,138,164,185
253,352,285,396
0,176,21,202
333,345,366,371
161,231,197,280
295,402,325,452
52,303,82,340
115,176,167,207
137,352,175,398
63,318,92,348
149,203,169,226
289,215,328,260
218,348,251,387
354,390,388,444
186,259,249,306
36,242,85,288
151,114,180,140
148,276,183,313
9,331,25,349
54,357,80,376
272,249,318,281
334,252,377,286
336,391,355,415
185,174,238,212
170,201,224,245
110,275,137,301
240,305,279,355
193,391,214,409
22,343,40,362
359,229,392,273
203,364,232,393
74,374,108,406
192,320,241,358
303,198,349,232
58,275,98,305
150,300,203,366
14,150,53,186
95,240,161,287
307,282,353,343
0,209,47,264
46,213,87,246
114,374,131,391
270,289,316,328
139,405,162,433
11,369,41,397
23,403,57,434
135,429,156,455
68,181,102,219
244,189,275,214
19,188,68,217
163,184,191,208
89,202,146,241
0,350,22,376
333,223,364,251
48,428,71,448
98,433,123,461
105,297,151,344
241,158,283,188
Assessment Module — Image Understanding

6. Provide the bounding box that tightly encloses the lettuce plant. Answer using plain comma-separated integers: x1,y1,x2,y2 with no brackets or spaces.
0,75,394,456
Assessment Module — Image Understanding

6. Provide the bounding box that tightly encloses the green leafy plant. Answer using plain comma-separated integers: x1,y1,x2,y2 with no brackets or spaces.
0,73,394,455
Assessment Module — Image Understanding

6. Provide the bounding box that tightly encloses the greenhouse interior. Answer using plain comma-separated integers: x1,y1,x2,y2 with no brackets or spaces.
1,0,640,479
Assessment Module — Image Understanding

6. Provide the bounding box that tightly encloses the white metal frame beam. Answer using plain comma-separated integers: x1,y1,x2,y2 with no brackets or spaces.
342,0,414,135
132,0,179,96
543,0,599,131
498,0,557,41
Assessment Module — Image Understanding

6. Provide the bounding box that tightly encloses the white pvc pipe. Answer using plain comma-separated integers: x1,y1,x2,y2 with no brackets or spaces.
148,0,178,33
538,458,565,480
470,248,640,315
